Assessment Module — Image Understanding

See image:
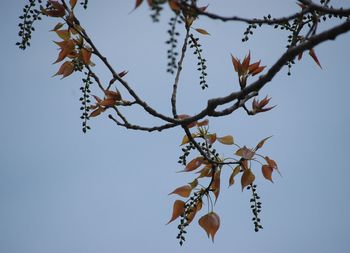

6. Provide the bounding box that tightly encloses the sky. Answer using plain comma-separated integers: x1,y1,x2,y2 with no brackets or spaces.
1,1,350,253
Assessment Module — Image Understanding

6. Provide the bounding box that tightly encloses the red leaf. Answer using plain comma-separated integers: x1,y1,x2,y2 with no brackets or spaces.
309,48,322,69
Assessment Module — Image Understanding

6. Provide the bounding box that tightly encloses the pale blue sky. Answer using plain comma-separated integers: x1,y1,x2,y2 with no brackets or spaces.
1,1,350,252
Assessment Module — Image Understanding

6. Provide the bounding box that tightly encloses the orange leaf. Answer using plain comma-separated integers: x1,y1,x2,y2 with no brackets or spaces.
262,165,273,183
217,135,234,145
182,157,204,172
189,179,198,189
168,0,181,12
251,65,266,76
167,200,185,224
169,184,192,198
69,0,77,9
241,169,255,191
198,212,220,242
309,48,322,69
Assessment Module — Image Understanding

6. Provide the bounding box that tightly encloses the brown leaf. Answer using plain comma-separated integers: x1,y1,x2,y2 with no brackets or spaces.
134,0,143,10
241,169,255,191
242,51,251,71
235,146,255,160
169,184,192,198
217,135,234,145
198,212,220,242
189,179,198,189
51,22,64,31
99,98,117,107
55,29,71,41
180,133,198,145
196,119,209,127
104,90,122,101
205,133,217,144
182,157,204,172
81,48,92,65
212,170,221,202
89,107,104,118
53,61,74,78
251,65,266,76
168,0,181,12
196,164,212,178
70,0,77,9
255,136,272,151
309,48,322,69
231,54,240,72
229,165,241,187
195,28,210,35
262,165,273,183
167,200,185,224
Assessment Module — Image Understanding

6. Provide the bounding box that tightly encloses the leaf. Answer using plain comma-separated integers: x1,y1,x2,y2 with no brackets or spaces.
53,40,75,63
168,0,181,12
212,170,221,202
89,107,104,118
53,61,74,78
242,51,251,71
205,133,217,144
180,133,198,145
133,0,143,11
264,156,281,176
51,22,64,31
198,212,220,242
70,0,77,9
167,200,185,224
196,164,212,178
229,165,241,187
182,157,204,172
217,135,234,145
309,48,322,69
99,98,117,107
55,29,71,41
231,54,240,72
241,169,255,191
81,48,92,65
235,146,255,160
169,184,192,198
104,90,122,101
195,28,210,35
262,165,273,183
255,136,272,151
189,179,198,189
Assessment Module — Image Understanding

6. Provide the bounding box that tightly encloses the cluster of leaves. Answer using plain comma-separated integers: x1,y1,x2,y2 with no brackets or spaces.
167,119,280,244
